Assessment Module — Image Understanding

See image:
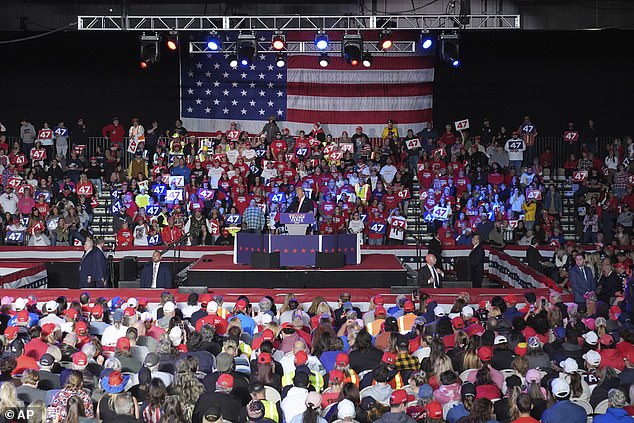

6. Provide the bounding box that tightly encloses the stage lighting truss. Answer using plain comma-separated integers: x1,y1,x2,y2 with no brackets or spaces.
271,33,286,51
207,31,222,51
139,33,160,68
79,14,521,32
189,39,418,54
236,32,256,67
378,30,393,50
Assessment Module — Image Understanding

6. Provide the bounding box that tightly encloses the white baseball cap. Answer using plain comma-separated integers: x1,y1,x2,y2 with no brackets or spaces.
551,378,570,398
163,301,175,313
207,301,218,313
140,312,152,322
461,306,474,317
434,305,446,317
582,331,598,345
45,300,58,313
582,350,601,366
169,326,182,346
494,335,508,345
127,298,138,308
559,357,578,373
14,298,27,311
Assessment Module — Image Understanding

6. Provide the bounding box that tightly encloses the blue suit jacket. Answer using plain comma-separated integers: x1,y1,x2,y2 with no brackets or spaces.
568,265,596,303
79,247,109,288
140,261,173,289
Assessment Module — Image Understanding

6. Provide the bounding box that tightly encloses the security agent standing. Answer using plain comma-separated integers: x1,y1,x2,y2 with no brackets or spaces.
468,234,485,288
140,250,174,289
418,254,444,289
79,238,109,288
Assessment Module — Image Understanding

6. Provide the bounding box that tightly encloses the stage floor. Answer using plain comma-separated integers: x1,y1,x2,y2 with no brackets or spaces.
186,253,408,288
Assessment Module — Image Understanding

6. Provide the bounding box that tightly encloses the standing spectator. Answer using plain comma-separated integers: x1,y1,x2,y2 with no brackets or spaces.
583,207,599,244
54,120,70,160
505,132,525,173
74,118,90,147
568,253,596,313
469,235,485,288
85,156,104,194
243,200,266,234
20,119,36,155
518,116,538,166
258,116,280,143
102,117,126,148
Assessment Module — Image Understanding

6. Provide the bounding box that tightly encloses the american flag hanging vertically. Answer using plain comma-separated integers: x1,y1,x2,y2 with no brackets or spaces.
180,33,434,137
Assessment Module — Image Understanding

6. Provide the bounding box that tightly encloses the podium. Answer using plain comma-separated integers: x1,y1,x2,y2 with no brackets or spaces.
280,213,315,235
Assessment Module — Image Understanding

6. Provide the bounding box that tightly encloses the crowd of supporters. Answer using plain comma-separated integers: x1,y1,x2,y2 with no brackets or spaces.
0,288,633,423
0,115,632,248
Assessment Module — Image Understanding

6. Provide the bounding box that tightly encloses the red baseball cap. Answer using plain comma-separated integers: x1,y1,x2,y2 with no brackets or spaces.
375,306,387,318
261,329,275,341
72,352,88,367
75,321,88,336
64,308,78,320
257,352,272,364
200,294,213,306
17,310,29,323
390,389,414,406
138,297,148,307
123,307,136,317
41,323,57,337
329,369,345,383
425,401,443,419
505,294,518,305
235,299,248,311
91,304,104,318
217,373,234,389
478,346,493,362
336,353,349,367
404,301,415,312
295,350,308,365
116,337,131,351
452,317,465,330
599,334,614,346
372,295,385,306
514,342,528,357
382,352,397,365
4,326,18,340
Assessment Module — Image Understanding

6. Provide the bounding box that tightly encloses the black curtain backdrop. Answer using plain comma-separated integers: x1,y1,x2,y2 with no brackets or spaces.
1,29,632,137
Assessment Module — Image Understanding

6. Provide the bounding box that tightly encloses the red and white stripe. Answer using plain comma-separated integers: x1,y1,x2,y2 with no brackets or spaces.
285,54,434,136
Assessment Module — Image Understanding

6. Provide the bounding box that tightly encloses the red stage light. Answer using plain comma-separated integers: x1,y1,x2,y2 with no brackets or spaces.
350,59,359,66
167,40,177,51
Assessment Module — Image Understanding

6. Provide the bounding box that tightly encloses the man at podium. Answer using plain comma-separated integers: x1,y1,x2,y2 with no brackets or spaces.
285,187,314,213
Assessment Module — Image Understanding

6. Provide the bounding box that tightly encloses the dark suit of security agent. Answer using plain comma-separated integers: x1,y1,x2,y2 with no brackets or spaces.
140,250,174,289
469,234,485,288
79,239,109,288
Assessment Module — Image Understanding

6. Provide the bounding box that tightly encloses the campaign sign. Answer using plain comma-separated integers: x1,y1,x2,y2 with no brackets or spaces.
507,140,524,150
280,213,316,225
169,176,185,187
90,196,99,209
573,171,588,182
47,217,60,231
340,143,354,153
166,190,183,202
198,188,215,200
432,148,446,157
397,188,411,200
110,200,123,214
139,180,149,192
15,155,27,166
628,175,634,186
323,145,336,155
225,214,242,225
432,206,451,220
369,223,387,234
209,219,220,235
77,183,93,196
127,139,138,154
17,184,31,196
455,119,470,131
7,177,22,188
75,145,86,155
227,130,240,140
152,183,167,198
508,220,519,229
31,149,45,160
329,151,344,161
146,205,161,216
527,190,542,200
38,129,53,140
405,138,421,150
564,131,579,142
6,231,24,243
148,234,162,246
360,214,368,222
296,148,308,156
417,163,426,172
20,217,29,227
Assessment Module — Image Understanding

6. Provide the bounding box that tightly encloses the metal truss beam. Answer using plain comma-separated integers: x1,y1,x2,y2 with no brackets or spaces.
188,41,417,54
78,14,520,31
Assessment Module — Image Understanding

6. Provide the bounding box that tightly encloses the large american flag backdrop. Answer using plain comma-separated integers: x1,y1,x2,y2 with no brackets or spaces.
180,33,434,137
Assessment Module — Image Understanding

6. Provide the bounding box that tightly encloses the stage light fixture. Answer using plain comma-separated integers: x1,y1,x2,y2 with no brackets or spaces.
236,33,256,67
207,32,222,51
315,32,329,50
342,33,363,66
228,55,238,68
440,33,460,68
275,53,286,68
362,52,373,68
272,34,286,51
139,33,160,69
378,30,393,50
166,32,178,51
318,53,330,68
421,31,434,50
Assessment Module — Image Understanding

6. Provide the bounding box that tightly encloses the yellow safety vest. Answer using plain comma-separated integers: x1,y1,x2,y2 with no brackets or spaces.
281,370,324,392
262,400,279,422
